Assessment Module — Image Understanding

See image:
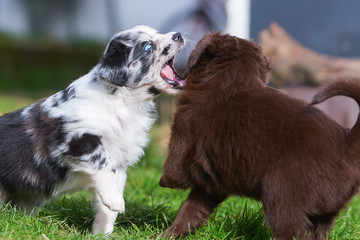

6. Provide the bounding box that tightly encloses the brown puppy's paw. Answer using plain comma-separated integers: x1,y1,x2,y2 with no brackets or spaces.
160,227,188,239
151,228,181,239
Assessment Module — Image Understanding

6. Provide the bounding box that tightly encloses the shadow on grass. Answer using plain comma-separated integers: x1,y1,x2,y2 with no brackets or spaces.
212,203,273,240
39,196,95,234
38,196,177,235
115,202,177,230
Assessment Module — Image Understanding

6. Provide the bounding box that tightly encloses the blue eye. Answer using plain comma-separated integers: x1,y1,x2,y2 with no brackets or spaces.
144,43,152,52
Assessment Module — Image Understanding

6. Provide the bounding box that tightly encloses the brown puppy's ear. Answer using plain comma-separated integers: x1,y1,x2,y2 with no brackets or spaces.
186,33,215,69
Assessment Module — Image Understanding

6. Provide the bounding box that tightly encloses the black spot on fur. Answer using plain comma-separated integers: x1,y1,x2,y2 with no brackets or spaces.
51,87,76,108
52,100,60,108
61,86,76,102
90,153,102,163
148,86,161,95
132,42,149,60
107,85,118,95
98,158,106,169
67,133,101,157
110,88,117,95
162,45,171,56
133,55,155,84
111,168,116,173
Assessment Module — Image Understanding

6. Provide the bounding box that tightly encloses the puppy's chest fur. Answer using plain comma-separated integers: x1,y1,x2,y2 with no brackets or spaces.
95,93,156,166
52,95,155,196
46,76,155,162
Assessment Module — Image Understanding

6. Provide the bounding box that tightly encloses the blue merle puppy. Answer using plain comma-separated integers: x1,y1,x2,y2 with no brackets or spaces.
0,25,185,234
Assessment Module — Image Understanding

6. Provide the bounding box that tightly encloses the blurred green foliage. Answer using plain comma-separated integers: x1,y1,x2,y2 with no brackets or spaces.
0,33,105,98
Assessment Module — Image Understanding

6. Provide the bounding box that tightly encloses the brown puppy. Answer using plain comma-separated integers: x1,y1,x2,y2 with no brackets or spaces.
159,33,360,240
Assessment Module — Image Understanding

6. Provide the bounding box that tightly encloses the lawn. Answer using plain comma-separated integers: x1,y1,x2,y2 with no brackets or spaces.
0,96,360,239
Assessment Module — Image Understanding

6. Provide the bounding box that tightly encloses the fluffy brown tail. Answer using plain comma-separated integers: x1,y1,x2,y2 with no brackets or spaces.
310,79,360,139
311,80,360,106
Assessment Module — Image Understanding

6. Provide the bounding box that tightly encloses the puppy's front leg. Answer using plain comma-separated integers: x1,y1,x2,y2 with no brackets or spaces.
163,188,226,237
91,167,127,214
91,167,127,234
65,134,127,233
92,190,118,234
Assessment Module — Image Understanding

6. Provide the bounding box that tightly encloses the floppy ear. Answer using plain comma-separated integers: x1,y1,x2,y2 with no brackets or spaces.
99,40,130,87
186,34,213,69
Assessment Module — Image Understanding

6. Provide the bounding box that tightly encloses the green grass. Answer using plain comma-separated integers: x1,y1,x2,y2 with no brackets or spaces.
0,93,34,114
1,96,360,239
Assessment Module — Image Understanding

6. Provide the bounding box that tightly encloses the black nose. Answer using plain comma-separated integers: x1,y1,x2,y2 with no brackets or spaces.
172,32,183,42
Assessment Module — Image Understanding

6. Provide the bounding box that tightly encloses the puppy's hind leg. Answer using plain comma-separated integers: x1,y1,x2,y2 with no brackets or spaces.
262,183,312,239
162,188,226,238
308,213,335,240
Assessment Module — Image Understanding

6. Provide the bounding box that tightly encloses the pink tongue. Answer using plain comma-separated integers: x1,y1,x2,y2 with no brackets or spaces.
161,64,176,80
161,64,187,88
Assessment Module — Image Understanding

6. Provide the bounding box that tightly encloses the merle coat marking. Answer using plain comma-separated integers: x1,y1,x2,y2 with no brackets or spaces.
0,25,185,234
159,33,360,239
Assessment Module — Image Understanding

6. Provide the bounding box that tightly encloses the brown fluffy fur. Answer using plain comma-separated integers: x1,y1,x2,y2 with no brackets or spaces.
159,33,360,239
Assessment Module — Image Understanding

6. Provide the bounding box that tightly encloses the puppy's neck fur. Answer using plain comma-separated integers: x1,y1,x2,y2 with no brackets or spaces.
90,67,159,102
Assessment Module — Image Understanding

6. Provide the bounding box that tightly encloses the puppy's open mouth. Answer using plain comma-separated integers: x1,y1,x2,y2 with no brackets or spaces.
161,58,186,89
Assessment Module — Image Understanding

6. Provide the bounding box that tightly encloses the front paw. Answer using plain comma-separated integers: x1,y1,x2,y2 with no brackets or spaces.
100,195,125,213
92,221,114,235
157,226,186,239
